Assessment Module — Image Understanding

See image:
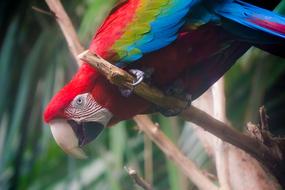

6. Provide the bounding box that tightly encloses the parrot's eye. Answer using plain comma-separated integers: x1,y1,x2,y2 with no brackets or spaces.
76,97,83,105
73,94,87,108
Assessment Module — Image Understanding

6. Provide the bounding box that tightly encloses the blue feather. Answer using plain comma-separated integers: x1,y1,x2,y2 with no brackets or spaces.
121,0,197,64
213,0,285,40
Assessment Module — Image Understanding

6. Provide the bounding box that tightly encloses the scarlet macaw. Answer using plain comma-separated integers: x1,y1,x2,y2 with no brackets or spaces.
44,0,285,158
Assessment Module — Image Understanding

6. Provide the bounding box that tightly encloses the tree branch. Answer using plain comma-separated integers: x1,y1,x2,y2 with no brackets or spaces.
124,166,153,190
78,50,188,110
79,47,285,188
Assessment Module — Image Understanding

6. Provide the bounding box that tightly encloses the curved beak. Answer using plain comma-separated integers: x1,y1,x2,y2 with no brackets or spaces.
49,119,104,159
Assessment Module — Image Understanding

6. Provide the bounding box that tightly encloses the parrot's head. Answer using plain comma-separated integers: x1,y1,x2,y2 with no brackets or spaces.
44,63,150,159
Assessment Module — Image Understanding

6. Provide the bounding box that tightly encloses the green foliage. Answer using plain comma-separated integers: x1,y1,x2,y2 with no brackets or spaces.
0,0,284,190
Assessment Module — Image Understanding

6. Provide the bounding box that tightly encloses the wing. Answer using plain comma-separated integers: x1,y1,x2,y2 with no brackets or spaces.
89,0,195,66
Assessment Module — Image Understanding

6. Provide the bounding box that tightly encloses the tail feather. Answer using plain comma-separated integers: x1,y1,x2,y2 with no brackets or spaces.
250,18,285,35
214,0,285,42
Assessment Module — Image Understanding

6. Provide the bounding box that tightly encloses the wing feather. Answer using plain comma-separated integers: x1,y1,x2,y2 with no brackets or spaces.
91,0,196,65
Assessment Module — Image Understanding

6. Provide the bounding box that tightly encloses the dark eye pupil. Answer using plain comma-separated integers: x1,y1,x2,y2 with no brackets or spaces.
77,98,82,104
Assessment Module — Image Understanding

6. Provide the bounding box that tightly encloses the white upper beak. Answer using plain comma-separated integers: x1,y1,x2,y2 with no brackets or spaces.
49,119,88,159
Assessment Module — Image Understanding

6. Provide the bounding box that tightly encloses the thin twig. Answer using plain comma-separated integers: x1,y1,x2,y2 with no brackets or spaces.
32,6,54,17
259,106,269,131
45,0,84,65
144,134,153,186
124,166,153,190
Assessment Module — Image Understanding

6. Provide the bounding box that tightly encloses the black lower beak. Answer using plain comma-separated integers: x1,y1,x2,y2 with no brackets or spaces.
68,120,104,147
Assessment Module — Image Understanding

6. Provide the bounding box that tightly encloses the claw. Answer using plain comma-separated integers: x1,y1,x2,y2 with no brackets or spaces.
129,69,145,86
119,68,153,97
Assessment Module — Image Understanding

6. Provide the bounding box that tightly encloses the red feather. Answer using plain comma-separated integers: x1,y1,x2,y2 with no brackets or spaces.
249,18,285,35
44,64,97,122
89,0,140,59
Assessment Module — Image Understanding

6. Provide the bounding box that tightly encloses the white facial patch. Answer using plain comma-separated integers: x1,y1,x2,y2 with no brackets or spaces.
64,93,113,126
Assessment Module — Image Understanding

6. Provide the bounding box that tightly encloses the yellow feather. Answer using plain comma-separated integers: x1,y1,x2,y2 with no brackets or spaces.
111,0,171,60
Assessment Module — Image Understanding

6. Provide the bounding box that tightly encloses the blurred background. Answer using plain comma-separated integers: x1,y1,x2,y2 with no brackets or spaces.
0,0,285,189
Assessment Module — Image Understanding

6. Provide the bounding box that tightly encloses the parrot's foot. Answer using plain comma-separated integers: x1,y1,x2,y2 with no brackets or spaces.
155,80,192,116
156,94,192,117
119,68,154,97
164,80,186,98
119,87,134,97
129,68,154,86
129,69,145,86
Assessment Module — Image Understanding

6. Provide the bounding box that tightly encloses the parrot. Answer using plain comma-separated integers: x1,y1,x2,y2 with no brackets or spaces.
44,0,285,159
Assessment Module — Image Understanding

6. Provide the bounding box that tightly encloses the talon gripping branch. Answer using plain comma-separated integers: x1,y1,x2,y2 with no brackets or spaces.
44,0,285,158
